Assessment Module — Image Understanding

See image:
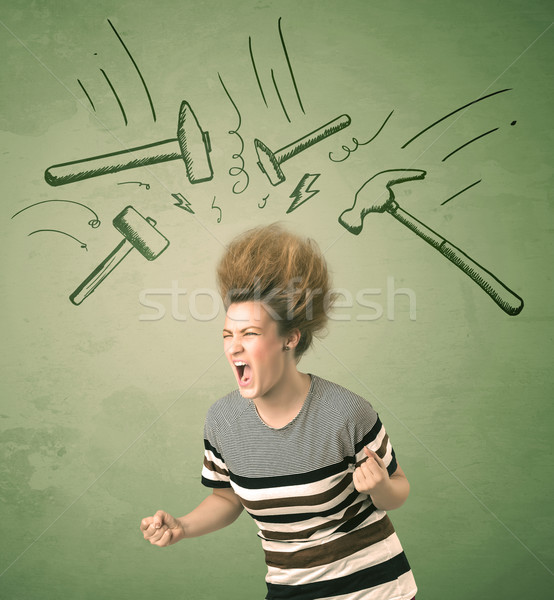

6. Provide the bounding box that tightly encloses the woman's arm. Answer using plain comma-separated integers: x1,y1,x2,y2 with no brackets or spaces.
353,448,410,511
140,487,244,547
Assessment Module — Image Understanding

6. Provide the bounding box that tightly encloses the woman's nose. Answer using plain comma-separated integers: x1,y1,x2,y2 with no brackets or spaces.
227,336,243,354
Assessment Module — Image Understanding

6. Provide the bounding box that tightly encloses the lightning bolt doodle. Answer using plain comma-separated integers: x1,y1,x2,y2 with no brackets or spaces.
172,193,195,214
286,174,320,214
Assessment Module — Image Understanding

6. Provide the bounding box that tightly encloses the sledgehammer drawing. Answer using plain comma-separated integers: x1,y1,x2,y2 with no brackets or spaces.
70,205,169,305
45,101,213,187
339,169,524,316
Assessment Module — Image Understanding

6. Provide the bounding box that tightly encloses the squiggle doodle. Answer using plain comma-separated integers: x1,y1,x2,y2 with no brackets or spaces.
28,229,88,251
117,181,151,190
258,194,269,209
212,197,222,223
329,110,394,163
218,73,250,194
11,199,101,228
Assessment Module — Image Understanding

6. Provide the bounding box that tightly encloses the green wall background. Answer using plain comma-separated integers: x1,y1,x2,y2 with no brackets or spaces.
1,1,552,598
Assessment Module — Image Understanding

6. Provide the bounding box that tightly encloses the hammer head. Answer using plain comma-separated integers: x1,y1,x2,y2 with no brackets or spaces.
113,206,169,260
176,101,214,184
338,169,427,235
254,139,285,186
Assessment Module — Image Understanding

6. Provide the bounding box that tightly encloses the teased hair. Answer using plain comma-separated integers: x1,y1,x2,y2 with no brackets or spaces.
217,223,333,358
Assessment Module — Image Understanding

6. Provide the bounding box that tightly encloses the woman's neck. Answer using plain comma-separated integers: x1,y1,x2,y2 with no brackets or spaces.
254,368,311,429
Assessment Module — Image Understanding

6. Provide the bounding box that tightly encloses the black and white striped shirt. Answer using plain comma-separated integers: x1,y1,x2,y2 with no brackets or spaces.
202,375,417,600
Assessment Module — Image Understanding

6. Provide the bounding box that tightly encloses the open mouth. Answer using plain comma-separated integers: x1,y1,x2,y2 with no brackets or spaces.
234,361,252,386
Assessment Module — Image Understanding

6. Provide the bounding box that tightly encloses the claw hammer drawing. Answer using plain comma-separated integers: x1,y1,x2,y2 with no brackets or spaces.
45,101,213,186
255,114,351,186
339,169,524,315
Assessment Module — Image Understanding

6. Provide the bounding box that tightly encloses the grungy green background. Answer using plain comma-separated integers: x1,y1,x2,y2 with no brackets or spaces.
1,1,553,598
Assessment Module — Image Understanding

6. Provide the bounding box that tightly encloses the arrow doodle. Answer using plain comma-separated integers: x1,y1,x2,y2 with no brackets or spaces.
172,192,195,214
28,229,88,251
11,199,101,228
118,181,151,190
286,174,320,213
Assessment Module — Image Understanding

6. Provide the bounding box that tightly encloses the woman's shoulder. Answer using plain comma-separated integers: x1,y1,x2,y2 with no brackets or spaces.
205,388,250,429
311,374,378,422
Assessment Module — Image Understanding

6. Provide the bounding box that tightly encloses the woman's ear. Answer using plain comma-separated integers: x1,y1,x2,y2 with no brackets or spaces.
285,329,302,350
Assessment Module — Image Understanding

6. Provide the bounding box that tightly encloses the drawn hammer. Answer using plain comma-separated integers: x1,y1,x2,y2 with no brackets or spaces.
70,205,169,305
46,101,213,186
339,169,524,315
255,114,351,186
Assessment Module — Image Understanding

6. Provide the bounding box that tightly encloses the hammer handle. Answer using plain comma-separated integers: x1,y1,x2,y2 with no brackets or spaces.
275,114,351,164
388,203,524,315
70,239,134,305
45,139,181,186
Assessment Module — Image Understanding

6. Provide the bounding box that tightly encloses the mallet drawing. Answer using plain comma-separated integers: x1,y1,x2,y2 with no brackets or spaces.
70,205,169,305
339,169,524,316
45,101,213,187
255,114,351,186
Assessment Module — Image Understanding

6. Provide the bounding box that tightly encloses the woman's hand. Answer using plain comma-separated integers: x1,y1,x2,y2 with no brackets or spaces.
353,447,390,495
353,447,410,511
140,510,186,547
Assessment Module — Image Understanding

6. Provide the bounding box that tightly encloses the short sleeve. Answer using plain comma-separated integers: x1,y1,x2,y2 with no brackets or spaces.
201,410,232,488
347,396,398,477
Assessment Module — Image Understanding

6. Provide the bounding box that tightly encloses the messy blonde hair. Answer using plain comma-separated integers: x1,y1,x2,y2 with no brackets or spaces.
217,223,333,358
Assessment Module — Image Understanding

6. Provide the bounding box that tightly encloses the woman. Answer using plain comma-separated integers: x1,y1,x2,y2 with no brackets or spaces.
140,224,417,600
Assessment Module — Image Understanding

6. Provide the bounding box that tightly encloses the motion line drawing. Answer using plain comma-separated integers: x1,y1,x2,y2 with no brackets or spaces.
45,101,213,186
339,169,524,316
401,88,511,148
100,67,128,126
442,127,499,162
77,79,96,111
441,179,482,206
255,114,351,186
277,17,305,115
107,18,157,122
70,206,169,305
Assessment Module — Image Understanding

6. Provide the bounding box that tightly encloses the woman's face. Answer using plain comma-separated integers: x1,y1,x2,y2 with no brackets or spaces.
223,301,289,401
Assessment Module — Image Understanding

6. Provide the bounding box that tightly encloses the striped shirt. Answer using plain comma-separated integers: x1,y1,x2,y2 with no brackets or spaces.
201,375,417,600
